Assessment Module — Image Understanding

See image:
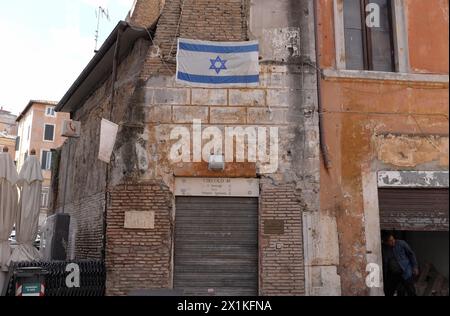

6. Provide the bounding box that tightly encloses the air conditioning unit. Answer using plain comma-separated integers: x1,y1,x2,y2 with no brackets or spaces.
61,120,81,138
40,213,71,261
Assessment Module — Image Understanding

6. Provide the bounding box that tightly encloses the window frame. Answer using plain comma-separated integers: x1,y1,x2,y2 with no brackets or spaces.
41,187,50,209
15,136,20,151
43,123,56,142
363,0,395,71
334,0,410,73
45,106,56,117
40,150,52,170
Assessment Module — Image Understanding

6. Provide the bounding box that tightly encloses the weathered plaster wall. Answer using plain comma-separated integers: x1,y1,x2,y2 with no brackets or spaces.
407,0,449,74
318,0,450,73
376,134,448,168
53,38,150,259
317,0,449,295
320,80,449,295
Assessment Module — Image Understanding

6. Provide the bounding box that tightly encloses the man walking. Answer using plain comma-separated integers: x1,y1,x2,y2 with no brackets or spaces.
382,232,419,296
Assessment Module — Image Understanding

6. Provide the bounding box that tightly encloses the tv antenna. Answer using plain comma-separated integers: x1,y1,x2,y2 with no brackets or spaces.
94,6,110,53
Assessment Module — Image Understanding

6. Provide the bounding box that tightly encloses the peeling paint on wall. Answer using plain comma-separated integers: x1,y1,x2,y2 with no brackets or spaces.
378,171,449,188
376,134,449,168
261,27,301,62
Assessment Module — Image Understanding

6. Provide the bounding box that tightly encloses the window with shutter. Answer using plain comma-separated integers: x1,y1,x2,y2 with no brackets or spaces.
45,106,56,117
41,151,47,169
44,124,55,141
41,151,52,170
15,136,20,151
41,187,50,208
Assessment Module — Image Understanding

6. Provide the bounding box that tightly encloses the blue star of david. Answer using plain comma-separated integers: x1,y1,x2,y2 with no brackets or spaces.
209,56,227,74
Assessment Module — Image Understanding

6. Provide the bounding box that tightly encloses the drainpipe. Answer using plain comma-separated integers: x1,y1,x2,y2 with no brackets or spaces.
102,24,125,261
61,138,72,214
313,0,332,170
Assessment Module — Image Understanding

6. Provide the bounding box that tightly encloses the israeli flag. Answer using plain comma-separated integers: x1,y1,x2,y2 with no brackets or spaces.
176,38,259,87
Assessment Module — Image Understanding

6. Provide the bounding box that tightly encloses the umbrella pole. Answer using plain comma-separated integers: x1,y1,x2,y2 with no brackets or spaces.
0,271,5,295
62,138,72,214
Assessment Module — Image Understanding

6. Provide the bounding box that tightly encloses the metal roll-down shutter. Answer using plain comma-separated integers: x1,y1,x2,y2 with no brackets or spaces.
379,188,449,232
174,197,258,296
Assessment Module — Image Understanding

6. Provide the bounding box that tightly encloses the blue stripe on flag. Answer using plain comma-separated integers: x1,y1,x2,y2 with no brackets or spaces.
179,42,259,54
177,72,259,84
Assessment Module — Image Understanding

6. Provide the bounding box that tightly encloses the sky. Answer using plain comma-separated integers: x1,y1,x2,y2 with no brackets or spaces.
0,0,135,115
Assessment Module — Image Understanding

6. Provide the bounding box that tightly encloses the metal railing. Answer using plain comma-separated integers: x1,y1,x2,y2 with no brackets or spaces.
3,260,105,296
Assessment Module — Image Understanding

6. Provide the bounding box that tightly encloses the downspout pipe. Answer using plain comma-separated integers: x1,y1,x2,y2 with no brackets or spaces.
313,0,332,170
102,24,125,262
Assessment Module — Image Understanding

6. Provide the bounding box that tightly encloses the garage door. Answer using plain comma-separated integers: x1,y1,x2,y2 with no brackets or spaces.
174,196,258,296
379,188,449,232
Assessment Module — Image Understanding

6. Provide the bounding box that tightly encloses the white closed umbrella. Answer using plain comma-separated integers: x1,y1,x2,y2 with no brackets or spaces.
0,151,19,271
0,149,19,294
8,152,43,263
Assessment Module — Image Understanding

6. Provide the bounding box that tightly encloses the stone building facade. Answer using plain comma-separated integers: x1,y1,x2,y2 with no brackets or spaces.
52,0,449,296
0,107,17,136
15,100,70,226
0,107,17,160
53,0,339,296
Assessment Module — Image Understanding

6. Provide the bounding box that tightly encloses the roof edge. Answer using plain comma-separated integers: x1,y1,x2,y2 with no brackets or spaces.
16,100,59,122
55,21,152,113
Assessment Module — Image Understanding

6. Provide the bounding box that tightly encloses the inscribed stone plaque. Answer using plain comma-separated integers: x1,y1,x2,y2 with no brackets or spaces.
175,177,259,197
124,211,155,229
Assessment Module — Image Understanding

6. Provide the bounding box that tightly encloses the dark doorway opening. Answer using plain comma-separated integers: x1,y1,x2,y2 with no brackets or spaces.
381,230,448,296
379,188,449,296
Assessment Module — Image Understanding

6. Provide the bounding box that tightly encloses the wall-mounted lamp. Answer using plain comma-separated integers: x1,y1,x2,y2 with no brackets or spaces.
208,155,225,171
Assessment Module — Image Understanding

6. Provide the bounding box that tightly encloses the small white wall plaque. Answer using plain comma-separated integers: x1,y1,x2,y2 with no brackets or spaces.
175,177,260,197
124,211,155,229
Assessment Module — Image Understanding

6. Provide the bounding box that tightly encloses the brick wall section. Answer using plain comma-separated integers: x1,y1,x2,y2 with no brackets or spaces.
56,192,105,260
128,0,164,28
105,182,173,296
259,180,306,295
140,0,248,78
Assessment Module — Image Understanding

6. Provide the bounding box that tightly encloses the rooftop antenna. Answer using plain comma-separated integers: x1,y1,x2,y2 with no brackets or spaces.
94,6,110,53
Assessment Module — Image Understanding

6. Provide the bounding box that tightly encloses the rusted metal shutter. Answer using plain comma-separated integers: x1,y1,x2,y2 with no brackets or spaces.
174,197,258,296
379,188,449,232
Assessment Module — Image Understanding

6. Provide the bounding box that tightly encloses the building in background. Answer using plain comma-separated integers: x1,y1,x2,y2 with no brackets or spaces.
0,133,16,159
15,100,70,226
0,107,17,135
0,107,18,160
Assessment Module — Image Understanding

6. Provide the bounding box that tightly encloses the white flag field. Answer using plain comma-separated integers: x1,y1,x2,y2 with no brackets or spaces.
176,38,260,87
